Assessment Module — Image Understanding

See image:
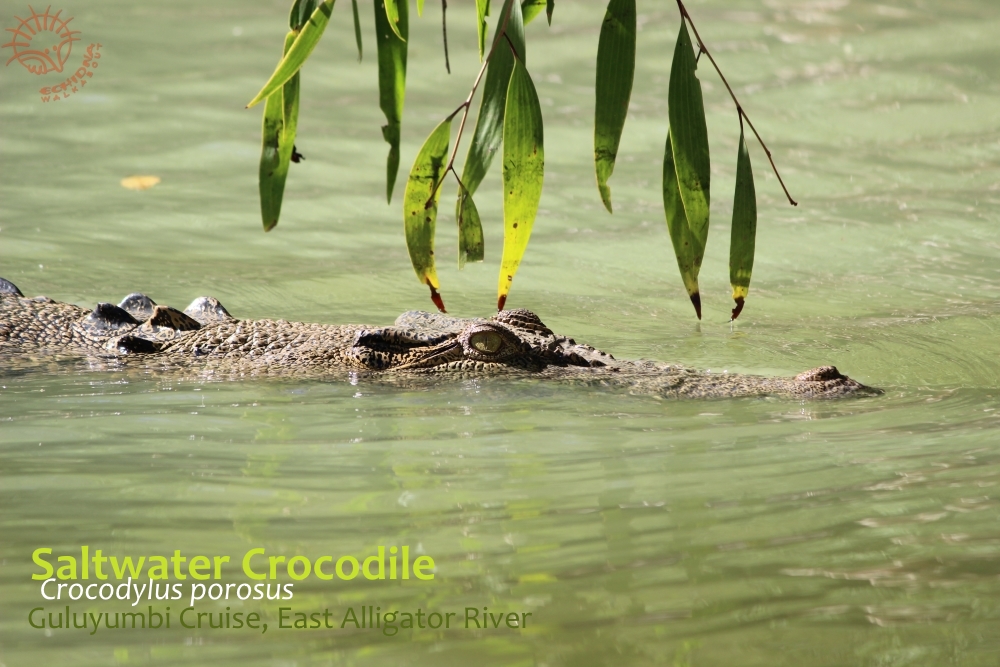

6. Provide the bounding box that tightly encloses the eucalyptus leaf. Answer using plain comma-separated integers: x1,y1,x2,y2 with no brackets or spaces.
498,58,544,311
729,129,757,321
663,131,704,318
521,0,545,25
383,0,405,41
593,0,635,213
259,31,301,232
247,0,335,108
460,0,525,199
375,0,409,203
403,118,452,312
667,21,710,242
351,0,363,61
475,0,489,60
289,0,319,30
457,184,485,268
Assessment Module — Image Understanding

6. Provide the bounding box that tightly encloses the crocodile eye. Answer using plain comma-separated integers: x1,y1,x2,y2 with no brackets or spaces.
470,330,504,354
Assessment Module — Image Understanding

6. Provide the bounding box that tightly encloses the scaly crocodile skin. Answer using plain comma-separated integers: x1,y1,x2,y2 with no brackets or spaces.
0,280,879,399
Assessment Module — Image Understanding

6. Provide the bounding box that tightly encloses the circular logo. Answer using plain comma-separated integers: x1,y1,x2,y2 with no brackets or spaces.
3,6,81,75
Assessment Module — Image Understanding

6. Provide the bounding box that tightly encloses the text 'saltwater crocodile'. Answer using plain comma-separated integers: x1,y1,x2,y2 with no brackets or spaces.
0,278,879,398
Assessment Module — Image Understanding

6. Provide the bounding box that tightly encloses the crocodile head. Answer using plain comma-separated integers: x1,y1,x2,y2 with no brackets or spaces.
345,309,615,373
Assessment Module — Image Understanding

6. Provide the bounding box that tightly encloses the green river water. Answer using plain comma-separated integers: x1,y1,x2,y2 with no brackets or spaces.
2,0,999,665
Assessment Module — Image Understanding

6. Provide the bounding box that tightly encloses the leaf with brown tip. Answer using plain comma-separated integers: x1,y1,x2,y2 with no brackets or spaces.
498,58,544,311
403,118,452,312
663,131,704,318
729,129,757,320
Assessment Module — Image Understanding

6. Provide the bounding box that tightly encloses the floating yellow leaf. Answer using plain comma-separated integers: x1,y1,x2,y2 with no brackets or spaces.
120,176,161,191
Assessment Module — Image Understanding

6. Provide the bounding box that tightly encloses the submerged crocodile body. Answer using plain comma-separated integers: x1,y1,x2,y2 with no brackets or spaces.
0,278,878,398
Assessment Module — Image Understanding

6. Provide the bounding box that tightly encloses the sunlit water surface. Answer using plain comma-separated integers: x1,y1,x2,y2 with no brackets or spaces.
2,1,999,665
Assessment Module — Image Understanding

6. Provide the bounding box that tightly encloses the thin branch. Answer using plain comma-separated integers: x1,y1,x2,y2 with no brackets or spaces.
441,0,451,74
675,0,798,206
429,0,517,200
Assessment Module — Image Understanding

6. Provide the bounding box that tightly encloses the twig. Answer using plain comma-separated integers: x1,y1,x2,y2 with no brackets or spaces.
675,0,798,206
441,0,451,74
430,0,517,199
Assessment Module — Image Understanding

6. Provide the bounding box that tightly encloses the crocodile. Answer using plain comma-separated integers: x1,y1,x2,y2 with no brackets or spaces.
0,277,878,398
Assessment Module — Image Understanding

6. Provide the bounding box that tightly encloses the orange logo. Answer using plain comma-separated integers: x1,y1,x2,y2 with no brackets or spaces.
3,5,80,74
3,5,102,102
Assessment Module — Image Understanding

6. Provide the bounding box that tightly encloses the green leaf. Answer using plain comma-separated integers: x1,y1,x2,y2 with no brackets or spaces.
668,22,710,244
475,0,489,60
518,0,553,25
281,58,301,160
351,0,363,61
498,58,544,310
289,0,319,30
259,31,302,232
521,0,545,25
403,118,451,311
383,0,405,41
593,0,635,213
663,131,704,318
460,0,525,199
456,184,485,268
375,0,409,203
259,96,284,231
729,129,757,321
247,0,334,108
417,0,425,17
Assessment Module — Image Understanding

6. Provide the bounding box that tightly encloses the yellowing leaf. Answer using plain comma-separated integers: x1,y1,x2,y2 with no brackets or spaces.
120,175,160,191
729,129,757,320
403,118,452,312
498,58,544,311
460,0,525,200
